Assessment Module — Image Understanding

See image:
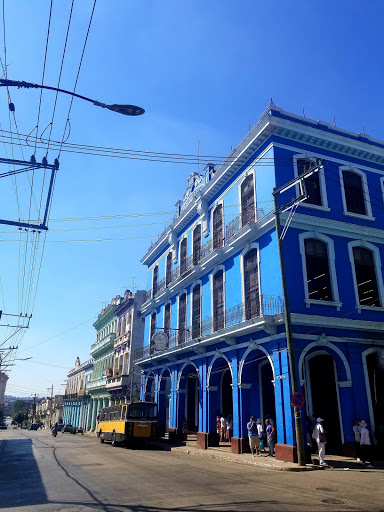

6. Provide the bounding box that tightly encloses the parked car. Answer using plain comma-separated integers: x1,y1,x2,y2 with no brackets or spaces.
0,423,7,429
57,423,64,431
21,424,27,429
28,423,38,431
62,424,75,434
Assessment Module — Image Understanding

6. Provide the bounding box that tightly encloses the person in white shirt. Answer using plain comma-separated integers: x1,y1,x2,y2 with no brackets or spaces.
315,417,327,466
220,414,227,442
359,420,374,468
352,419,361,461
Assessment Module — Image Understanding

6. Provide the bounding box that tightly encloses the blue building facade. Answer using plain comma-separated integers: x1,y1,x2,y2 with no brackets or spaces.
136,106,384,461
63,357,93,429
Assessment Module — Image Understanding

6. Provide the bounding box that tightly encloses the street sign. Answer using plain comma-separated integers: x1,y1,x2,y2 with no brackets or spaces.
151,331,169,351
275,375,286,380
291,391,305,408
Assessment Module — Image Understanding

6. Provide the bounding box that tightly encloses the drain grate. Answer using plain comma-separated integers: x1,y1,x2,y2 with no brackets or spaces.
316,487,339,492
322,499,346,505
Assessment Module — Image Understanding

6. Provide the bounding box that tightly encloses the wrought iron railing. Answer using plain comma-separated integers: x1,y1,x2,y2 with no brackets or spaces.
134,294,283,361
143,206,271,304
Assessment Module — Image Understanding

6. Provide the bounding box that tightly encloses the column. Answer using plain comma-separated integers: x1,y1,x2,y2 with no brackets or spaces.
231,354,240,438
91,399,98,430
87,399,94,430
140,372,146,401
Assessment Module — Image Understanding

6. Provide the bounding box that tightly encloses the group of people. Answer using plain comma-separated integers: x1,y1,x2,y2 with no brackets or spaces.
247,416,276,457
216,413,233,442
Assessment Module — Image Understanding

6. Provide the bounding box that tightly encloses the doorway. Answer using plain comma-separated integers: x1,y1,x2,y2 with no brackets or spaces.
221,369,233,417
187,374,198,432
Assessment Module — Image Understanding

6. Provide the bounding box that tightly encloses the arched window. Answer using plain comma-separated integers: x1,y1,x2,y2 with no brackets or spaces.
152,265,159,296
178,294,187,344
164,303,171,337
297,158,322,206
213,205,224,250
192,285,201,339
193,225,202,265
343,171,366,215
180,238,188,275
241,174,255,227
213,270,224,331
150,312,157,341
304,239,333,301
244,248,260,319
352,247,380,306
166,253,173,287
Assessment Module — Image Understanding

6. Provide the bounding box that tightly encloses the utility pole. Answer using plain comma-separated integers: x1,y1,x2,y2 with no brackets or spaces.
272,159,323,467
31,394,39,423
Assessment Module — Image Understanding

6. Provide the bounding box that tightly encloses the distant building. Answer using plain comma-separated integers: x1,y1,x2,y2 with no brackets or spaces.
63,357,93,429
106,290,146,405
87,295,122,431
37,395,63,428
0,373,9,421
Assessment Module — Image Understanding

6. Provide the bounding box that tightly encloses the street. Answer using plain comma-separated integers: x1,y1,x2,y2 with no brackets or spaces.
0,430,383,512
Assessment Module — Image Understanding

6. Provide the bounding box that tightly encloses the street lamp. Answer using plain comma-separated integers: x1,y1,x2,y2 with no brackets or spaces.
0,79,145,116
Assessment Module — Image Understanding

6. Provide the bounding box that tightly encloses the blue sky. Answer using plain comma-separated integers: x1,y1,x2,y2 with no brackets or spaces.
2,0,384,397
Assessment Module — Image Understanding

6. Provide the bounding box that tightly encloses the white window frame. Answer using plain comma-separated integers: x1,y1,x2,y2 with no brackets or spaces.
178,234,189,269
339,166,374,220
190,280,203,339
299,231,342,310
176,288,188,331
347,240,384,312
210,265,226,331
293,153,329,211
237,169,256,222
240,243,262,320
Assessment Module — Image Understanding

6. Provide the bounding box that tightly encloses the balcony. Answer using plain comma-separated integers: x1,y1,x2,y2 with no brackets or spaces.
143,205,269,306
106,373,130,390
87,376,107,392
63,393,78,400
134,294,283,362
91,333,116,357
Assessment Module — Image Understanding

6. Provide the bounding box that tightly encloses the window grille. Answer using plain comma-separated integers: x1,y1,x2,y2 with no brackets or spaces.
297,159,322,206
164,303,171,337
241,174,255,227
150,312,157,341
193,225,202,265
353,247,380,306
244,248,260,319
152,265,159,296
166,253,173,287
213,270,224,331
180,238,188,275
178,293,187,343
192,285,201,339
213,205,224,250
304,239,333,301
343,170,366,215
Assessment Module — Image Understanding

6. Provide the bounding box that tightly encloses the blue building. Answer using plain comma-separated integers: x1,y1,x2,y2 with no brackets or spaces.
136,105,384,461
63,357,93,429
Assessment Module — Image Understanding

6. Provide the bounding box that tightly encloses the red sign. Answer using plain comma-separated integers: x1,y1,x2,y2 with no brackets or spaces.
291,391,305,408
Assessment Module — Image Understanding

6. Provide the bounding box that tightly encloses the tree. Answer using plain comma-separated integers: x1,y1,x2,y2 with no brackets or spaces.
11,400,29,422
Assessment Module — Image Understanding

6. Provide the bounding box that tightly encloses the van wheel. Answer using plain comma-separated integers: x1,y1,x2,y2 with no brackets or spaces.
99,431,104,443
111,432,118,447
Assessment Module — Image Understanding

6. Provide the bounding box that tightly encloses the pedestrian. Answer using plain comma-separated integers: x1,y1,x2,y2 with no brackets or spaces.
256,418,265,452
265,413,274,428
353,419,361,461
265,418,275,457
247,416,260,457
359,420,374,468
216,413,220,435
182,417,188,441
220,413,227,442
226,414,233,442
315,417,327,467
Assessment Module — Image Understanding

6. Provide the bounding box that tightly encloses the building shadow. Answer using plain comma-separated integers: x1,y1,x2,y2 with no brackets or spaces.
0,438,48,509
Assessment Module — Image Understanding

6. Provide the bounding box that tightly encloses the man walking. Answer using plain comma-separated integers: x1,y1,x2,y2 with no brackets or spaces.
353,419,361,461
315,417,327,467
247,416,260,457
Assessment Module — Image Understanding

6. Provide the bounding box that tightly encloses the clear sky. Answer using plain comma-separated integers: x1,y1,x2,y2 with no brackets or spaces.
2,0,384,397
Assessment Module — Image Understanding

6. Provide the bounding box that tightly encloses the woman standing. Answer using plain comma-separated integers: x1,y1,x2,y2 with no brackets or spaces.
265,419,275,457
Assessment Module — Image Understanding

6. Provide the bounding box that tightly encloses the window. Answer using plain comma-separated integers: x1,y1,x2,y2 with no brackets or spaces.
192,285,201,339
352,247,380,307
244,249,260,319
178,293,187,344
180,238,188,275
152,265,159,296
164,303,171,337
297,158,322,206
213,270,224,331
342,171,366,215
193,225,202,265
150,312,157,341
213,205,224,249
241,174,255,227
304,239,333,301
166,253,173,287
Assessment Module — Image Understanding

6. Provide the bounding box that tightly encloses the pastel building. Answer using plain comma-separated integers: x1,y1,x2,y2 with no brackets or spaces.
63,357,93,429
136,105,384,461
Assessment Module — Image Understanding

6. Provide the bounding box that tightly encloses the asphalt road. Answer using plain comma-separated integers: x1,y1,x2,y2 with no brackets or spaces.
0,429,383,512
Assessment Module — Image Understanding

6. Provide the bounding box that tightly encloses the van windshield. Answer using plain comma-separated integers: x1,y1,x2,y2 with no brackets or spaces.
127,403,157,419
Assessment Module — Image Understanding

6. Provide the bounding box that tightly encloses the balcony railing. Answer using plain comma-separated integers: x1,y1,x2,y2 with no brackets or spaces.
87,376,107,391
143,205,269,304
134,294,283,361
63,393,78,400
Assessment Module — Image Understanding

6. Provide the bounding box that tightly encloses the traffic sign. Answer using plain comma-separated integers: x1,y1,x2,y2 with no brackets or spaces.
291,391,305,408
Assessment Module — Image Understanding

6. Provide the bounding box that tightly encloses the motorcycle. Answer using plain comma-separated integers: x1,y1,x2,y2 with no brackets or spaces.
51,427,57,437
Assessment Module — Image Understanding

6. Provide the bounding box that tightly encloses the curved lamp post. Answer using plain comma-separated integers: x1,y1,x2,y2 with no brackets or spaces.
0,79,145,116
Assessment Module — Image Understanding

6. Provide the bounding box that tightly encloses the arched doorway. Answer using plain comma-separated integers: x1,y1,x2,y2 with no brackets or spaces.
208,357,233,433
239,350,276,438
144,373,155,402
305,353,342,453
158,369,171,436
178,364,199,433
366,351,384,456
